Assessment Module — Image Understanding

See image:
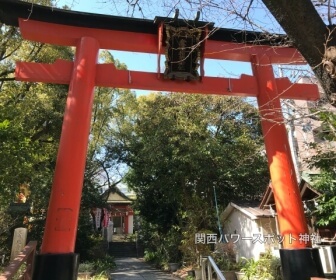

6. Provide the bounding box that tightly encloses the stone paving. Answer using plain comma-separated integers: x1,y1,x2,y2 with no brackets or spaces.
109,258,180,280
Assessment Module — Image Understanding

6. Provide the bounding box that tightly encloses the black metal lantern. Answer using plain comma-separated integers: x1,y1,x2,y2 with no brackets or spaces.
155,10,213,81
164,25,202,81
8,202,31,215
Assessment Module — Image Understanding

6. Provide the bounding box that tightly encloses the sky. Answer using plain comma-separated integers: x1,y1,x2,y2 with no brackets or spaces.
54,0,255,91
53,0,312,99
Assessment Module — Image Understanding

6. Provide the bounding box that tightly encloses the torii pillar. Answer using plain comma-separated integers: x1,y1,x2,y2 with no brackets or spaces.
252,54,308,250
31,37,99,279
3,3,324,279
252,54,324,279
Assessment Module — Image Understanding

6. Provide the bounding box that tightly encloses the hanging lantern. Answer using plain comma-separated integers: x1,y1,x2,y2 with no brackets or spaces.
155,10,213,81
164,25,202,81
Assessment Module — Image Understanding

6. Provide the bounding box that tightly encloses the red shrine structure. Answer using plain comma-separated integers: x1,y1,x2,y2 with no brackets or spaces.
0,0,325,279
103,187,135,235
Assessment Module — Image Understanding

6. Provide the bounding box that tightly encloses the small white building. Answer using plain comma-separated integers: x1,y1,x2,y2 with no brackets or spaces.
222,179,323,261
221,202,279,260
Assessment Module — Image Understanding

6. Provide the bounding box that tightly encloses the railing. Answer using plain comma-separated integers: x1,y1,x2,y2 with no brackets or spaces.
200,255,226,280
0,241,37,280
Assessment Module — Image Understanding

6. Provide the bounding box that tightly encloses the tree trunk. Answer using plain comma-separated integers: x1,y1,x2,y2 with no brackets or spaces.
262,0,336,104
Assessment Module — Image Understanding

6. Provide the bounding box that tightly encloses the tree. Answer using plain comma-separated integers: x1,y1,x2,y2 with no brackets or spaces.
103,92,268,266
0,0,72,258
107,92,269,234
307,110,336,226
261,0,336,104
0,2,125,261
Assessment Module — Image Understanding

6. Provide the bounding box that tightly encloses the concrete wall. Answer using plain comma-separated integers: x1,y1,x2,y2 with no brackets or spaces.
223,209,280,260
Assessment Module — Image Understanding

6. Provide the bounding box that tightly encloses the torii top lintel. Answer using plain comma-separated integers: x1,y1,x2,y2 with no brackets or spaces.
0,0,320,100
0,0,301,63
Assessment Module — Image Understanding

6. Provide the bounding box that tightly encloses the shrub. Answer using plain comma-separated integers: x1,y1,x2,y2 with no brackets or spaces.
78,255,116,277
240,252,281,280
78,262,95,273
94,255,116,276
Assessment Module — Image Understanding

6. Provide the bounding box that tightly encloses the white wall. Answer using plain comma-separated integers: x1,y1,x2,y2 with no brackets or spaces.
223,209,279,260
128,215,134,234
257,217,281,258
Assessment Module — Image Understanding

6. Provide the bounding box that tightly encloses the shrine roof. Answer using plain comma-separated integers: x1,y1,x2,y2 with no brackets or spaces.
102,186,134,204
0,0,290,46
259,179,321,209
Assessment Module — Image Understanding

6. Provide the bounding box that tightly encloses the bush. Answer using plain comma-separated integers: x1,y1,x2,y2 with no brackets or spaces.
78,262,95,273
212,242,243,271
139,222,182,269
179,226,214,267
144,248,164,267
78,255,116,277
240,252,281,280
94,255,116,276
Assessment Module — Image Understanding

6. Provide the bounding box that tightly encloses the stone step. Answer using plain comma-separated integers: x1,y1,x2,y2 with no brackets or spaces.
108,242,138,258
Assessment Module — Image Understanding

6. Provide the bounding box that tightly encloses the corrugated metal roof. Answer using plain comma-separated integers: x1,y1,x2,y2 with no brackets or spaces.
222,202,275,221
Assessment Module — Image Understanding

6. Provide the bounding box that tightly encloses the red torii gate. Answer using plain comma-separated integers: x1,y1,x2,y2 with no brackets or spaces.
0,0,324,279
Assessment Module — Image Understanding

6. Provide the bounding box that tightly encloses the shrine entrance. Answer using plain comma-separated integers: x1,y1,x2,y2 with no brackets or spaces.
0,0,323,279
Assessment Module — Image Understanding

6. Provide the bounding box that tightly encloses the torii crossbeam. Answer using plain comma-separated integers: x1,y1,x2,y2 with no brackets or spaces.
0,0,324,279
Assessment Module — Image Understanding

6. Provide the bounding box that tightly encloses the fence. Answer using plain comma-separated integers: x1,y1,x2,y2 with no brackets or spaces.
0,241,37,280
200,255,226,280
